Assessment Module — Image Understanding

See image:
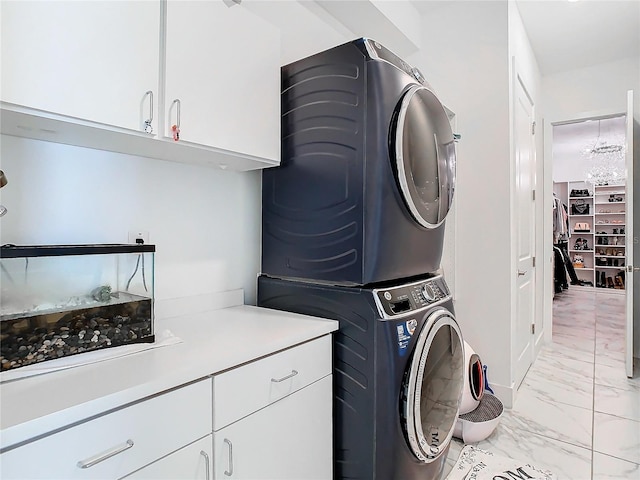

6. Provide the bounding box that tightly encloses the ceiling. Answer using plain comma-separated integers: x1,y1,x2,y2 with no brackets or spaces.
515,0,640,74
552,115,627,158
412,0,640,76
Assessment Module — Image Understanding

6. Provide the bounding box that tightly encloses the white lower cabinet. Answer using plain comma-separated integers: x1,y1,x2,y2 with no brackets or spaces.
0,379,212,480
213,376,333,480
0,335,334,480
212,335,333,479
122,435,212,480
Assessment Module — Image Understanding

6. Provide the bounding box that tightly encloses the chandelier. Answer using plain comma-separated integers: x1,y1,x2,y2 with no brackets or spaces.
584,119,626,186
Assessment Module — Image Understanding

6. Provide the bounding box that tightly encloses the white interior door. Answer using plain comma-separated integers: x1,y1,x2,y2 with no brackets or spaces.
514,71,536,389
625,90,635,378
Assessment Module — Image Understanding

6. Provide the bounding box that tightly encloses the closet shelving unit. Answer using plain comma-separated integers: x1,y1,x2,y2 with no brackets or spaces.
593,184,626,290
566,181,595,286
564,181,626,290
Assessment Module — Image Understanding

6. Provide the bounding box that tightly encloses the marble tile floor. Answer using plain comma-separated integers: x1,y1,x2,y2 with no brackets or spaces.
444,288,639,480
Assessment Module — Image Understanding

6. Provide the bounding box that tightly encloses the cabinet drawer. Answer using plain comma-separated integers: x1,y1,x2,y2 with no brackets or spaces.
213,335,331,430
1,379,212,480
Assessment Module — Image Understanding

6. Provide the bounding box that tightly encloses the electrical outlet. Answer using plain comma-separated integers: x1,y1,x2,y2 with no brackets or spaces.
128,230,149,245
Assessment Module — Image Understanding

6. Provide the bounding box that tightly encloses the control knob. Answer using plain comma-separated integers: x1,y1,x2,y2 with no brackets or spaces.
421,283,437,303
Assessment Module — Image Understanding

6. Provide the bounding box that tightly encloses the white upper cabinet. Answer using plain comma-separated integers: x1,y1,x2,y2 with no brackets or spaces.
165,0,280,162
1,1,160,133
0,0,281,170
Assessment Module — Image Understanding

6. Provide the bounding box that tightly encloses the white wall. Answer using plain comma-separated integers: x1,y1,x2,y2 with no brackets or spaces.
243,1,353,66
0,136,262,306
407,1,514,402
543,56,640,121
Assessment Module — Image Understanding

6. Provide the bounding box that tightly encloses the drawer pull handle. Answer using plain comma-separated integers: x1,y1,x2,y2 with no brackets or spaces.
76,439,134,469
271,369,298,383
200,450,211,480
224,438,233,476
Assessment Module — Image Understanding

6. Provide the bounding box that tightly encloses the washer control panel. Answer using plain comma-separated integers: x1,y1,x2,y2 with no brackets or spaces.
374,276,450,318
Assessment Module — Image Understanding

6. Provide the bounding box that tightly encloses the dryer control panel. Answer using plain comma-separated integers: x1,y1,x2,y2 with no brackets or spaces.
373,276,451,319
358,38,427,85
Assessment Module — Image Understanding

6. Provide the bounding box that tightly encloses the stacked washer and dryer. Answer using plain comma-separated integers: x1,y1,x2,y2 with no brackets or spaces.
258,38,463,480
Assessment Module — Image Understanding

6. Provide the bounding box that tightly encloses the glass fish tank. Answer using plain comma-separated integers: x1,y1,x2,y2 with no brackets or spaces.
0,244,155,372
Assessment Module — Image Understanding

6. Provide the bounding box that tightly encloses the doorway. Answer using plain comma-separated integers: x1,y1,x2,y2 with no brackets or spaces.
547,112,632,376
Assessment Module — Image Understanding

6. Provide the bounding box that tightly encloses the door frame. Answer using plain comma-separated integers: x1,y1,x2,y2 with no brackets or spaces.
542,108,627,345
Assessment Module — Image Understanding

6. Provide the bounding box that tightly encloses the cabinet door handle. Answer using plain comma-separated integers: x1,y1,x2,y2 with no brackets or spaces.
200,450,211,480
171,98,181,128
224,438,233,476
144,90,154,133
271,369,298,383
76,439,134,469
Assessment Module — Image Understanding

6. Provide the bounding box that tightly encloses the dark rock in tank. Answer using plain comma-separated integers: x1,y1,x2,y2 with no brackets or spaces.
0,296,154,371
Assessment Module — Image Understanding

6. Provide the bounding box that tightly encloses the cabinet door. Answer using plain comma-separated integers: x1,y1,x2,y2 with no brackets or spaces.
0,1,160,132
213,376,332,479
165,0,280,161
122,436,212,480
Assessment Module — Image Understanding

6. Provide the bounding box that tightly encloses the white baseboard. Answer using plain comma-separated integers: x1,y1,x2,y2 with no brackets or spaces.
488,382,515,409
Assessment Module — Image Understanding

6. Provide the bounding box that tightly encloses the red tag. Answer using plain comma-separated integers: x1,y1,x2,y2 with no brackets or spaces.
171,125,180,142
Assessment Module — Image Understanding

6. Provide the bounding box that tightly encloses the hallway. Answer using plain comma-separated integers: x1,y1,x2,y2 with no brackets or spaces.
446,288,639,479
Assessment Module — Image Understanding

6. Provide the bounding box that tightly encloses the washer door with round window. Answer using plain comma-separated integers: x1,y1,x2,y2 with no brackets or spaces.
401,309,464,462
392,85,456,229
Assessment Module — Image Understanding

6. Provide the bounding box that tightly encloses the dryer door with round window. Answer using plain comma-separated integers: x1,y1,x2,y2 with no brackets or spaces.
392,85,456,229
401,309,464,462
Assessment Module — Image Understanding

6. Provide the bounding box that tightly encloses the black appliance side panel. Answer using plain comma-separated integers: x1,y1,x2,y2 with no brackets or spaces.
258,276,380,479
262,42,367,285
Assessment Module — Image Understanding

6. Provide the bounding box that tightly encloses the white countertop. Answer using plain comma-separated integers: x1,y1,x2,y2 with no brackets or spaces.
0,305,338,450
